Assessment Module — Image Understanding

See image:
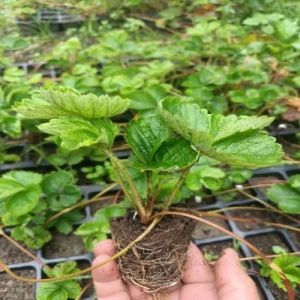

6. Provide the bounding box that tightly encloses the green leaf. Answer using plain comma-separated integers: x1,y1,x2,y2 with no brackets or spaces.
128,85,167,112
0,178,25,199
212,131,282,167
75,219,110,251
37,280,81,300
6,185,41,217
14,89,130,119
159,99,282,168
266,184,300,214
76,204,126,250
42,171,81,211
289,175,300,189
44,261,79,278
0,110,21,138
11,225,51,249
37,283,68,300
185,165,225,191
276,19,299,40
260,255,300,290
0,171,43,217
49,211,84,234
131,137,197,171
3,171,43,186
126,115,171,163
38,117,118,150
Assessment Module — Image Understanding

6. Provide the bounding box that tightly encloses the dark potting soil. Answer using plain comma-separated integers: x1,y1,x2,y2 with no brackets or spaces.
42,232,86,259
0,236,36,265
228,204,274,231
192,215,229,240
246,232,290,255
110,214,196,293
0,269,36,300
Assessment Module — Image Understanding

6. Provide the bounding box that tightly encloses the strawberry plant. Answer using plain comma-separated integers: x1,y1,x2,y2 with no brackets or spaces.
0,170,83,248
13,87,283,292
37,261,82,300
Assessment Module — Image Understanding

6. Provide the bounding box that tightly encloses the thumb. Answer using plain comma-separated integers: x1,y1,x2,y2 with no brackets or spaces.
214,248,260,300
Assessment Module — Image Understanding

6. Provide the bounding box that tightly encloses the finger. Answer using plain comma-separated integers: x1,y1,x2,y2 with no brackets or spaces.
180,243,218,300
214,248,260,300
92,253,130,299
127,283,153,300
94,239,116,257
181,243,215,284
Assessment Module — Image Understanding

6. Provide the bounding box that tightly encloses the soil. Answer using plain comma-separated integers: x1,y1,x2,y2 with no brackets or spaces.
228,204,274,231
0,236,36,265
110,214,196,294
42,232,86,259
0,269,36,300
246,232,290,255
192,216,229,239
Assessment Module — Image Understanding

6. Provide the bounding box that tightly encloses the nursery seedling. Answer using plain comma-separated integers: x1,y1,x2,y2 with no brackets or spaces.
13,88,284,293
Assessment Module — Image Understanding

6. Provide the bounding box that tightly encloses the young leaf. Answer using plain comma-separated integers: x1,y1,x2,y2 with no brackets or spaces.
266,183,300,214
0,171,43,217
159,99,283,168
14,89,130,119
185,165,225,191
38,262,81,300
130,137,197,171
126,115,171,163
11,225,51,249
38,117,118,150
75,204,126,250
42,171,81,211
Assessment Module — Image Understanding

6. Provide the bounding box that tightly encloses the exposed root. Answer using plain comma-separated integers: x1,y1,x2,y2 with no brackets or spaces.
111,214,196,294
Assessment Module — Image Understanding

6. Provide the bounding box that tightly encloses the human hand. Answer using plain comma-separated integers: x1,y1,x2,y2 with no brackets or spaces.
92,240,260,300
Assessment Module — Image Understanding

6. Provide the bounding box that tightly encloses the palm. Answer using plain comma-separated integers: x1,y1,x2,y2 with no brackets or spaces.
92,240,259,300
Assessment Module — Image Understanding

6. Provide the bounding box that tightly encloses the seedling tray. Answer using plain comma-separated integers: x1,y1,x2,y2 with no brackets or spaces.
16,9,85,33
1,159,299,300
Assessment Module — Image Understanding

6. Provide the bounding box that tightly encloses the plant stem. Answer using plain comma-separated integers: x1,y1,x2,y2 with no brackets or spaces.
105,150,147,222
164,167,190,209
